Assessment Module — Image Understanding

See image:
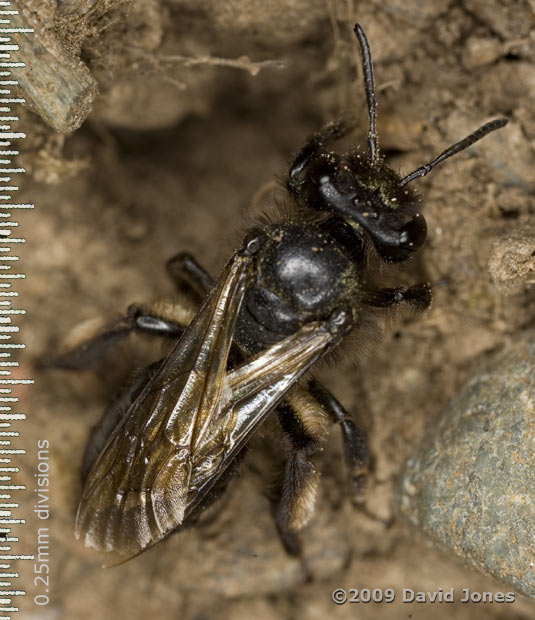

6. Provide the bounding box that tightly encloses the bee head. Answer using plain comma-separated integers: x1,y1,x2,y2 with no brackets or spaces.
287,23,507,264
299,150,428,263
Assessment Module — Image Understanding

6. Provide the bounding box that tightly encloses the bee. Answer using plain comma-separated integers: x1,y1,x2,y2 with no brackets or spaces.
52,24,507,562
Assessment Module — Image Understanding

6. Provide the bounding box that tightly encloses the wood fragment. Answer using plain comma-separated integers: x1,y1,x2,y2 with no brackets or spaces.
12,3,98,133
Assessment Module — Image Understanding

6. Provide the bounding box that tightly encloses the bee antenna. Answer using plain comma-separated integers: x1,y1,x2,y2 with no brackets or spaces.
354,24,379,164
399,118,509,186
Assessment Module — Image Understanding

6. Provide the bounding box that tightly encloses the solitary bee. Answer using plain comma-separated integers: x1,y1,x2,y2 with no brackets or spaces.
53,24,507,562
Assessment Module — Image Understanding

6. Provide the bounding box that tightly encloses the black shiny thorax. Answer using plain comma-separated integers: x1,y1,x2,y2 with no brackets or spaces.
236,222,361,353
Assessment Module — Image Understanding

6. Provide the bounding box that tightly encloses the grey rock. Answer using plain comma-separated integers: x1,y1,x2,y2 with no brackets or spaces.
398,334,535,598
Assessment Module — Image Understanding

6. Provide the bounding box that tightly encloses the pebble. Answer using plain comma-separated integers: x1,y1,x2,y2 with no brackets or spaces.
398,333,535,598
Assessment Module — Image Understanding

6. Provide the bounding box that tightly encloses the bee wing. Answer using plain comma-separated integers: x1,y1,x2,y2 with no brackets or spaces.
75,248,351,562
75,251,252,560
187,314,350,515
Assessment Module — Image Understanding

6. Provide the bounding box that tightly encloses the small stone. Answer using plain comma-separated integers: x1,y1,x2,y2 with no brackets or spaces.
464,36,503,69
397,333,535,598
489,221,535,294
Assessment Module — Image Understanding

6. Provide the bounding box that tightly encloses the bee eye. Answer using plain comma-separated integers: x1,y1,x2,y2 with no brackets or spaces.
376,212,428,262
400,212,427,250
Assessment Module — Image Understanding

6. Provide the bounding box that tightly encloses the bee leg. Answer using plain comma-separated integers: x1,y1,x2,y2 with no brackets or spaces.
77,299,201,473
81,360,157,479
125,300,194,337
45,300,194,370
166,252,214,297
274,389,330,555
287,119,355,199
307,379,369,507
363,283,433,312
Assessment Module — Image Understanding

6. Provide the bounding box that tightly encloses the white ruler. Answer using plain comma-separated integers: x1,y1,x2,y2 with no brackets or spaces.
0,2,35,618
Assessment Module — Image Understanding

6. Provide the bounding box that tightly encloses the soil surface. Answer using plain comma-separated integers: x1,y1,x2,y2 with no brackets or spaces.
14,1,535,619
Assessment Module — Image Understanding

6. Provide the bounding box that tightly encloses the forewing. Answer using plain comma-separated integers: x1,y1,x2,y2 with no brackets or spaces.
185,313,351,518
75,252,251,561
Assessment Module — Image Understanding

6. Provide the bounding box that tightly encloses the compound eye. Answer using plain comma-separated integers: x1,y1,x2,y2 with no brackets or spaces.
375,213,428,263
400,212,427,251
306,155,338,186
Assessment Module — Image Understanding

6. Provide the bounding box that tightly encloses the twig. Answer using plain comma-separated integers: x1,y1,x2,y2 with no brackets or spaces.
156,54,285,77
129,46,286,78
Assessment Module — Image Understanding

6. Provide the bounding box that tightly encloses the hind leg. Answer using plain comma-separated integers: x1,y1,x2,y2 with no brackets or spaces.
273,386,330,555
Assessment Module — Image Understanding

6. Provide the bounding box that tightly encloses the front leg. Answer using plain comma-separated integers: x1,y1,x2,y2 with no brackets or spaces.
362,283,432,312
287,119,355,200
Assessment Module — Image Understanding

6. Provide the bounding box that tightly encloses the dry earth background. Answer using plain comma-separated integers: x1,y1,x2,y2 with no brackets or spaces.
12,0,535,618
